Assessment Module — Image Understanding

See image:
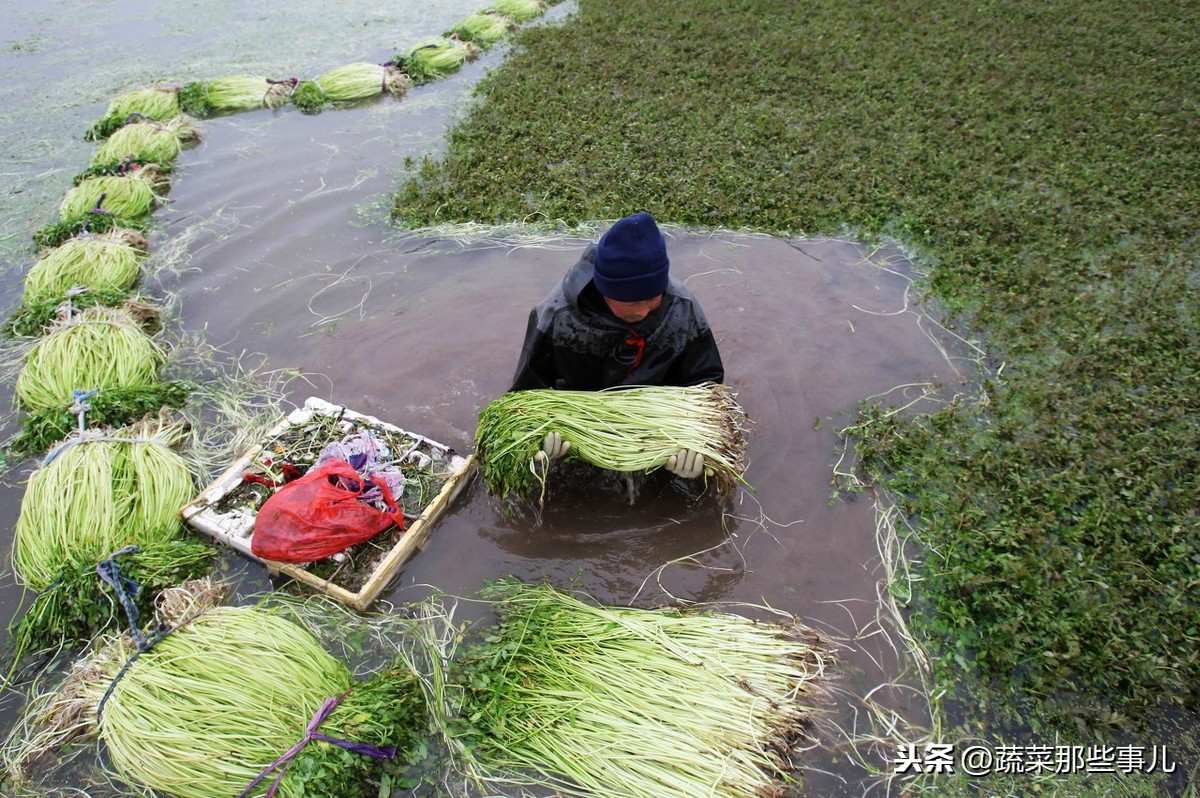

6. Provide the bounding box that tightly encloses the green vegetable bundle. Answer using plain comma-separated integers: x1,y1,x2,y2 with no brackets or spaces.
291,63,412,113
4,538,215,681
451,579,829,798
32,213,148,250
474,382,750,501
58,165,167,223
489,0,548,23
178,75,297,116
89,115,199,171
11,416,195,591
447,12,515,48
14,304,165,412
85,86,181,141
21,232,145,305
4,605,425,798
6,288,136,339
396,38,479,84
10,380,191,456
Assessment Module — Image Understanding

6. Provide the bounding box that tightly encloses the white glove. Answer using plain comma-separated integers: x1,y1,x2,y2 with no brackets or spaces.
535,431,571,463
665,448,704,479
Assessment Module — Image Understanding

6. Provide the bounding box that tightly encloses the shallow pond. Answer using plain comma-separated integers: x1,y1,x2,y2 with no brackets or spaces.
0,2,975,795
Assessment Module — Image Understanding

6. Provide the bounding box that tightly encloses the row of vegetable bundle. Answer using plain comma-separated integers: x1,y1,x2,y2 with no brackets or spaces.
3,579,831,797
3,0,562,679
0,0,834,795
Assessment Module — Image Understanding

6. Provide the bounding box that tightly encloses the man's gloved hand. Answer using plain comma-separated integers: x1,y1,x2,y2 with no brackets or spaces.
665,448,704,479
534,431,571,464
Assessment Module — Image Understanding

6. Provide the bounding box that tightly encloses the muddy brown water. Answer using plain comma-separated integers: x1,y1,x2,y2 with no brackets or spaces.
0,2,975,795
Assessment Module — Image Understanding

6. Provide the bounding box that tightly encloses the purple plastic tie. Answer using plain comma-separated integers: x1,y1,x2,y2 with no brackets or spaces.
237,691,398,798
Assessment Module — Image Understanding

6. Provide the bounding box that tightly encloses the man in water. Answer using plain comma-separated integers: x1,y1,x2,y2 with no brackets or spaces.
510,211,724,481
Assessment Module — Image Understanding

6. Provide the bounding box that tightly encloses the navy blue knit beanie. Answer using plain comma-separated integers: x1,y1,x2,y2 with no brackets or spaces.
592,212,670,302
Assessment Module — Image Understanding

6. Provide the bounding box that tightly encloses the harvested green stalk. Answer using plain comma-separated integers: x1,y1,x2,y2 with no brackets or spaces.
475,382,750,501
15,305,165,413
90,116,199,171
178,76,297,116
4,605,424,798
275,663,426,798
21,233,145,305
85,87,181,141
4,538,215,683
32,213,147,250
489,0,548,22
6,288,135,339
291,63,411,113
397,38,477,84
447,12,515,48
11,417,195,592
9,381,192,456
451,579,829,798
58,165,167,223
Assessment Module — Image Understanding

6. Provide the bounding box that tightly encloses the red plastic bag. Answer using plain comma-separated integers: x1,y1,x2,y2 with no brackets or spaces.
251,458,404,563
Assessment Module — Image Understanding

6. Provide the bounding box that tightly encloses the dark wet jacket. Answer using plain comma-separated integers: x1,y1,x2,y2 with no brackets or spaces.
510,244,725,391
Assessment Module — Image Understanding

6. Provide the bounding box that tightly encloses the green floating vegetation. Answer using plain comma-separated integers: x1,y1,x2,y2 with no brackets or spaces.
474,382,750,502
21,231,146,306
4,538,215,683
291,63,412,113
489,0,548,23
9,381,192,457
447,12,515,49
58,166,167,224
89,116,200,171
3,605,425,798
12,416,195,592
396,37,478,85
450,579,829,798
178,75,297,117
85,86,181,141
15,304,165,413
